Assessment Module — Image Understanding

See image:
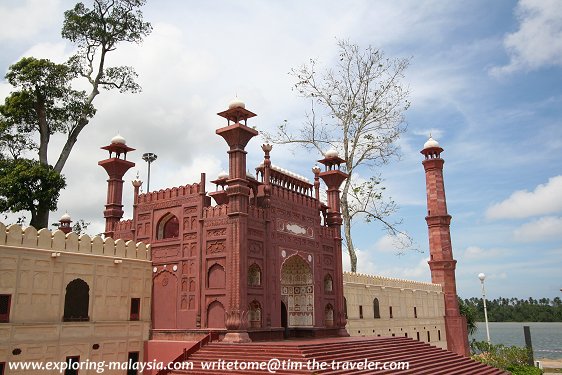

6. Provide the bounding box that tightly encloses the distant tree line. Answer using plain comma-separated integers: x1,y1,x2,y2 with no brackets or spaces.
462,297,562,322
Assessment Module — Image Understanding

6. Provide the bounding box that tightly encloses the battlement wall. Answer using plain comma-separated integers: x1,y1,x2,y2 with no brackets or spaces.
0,222,150,261
343,271,442,293
138,183,200,204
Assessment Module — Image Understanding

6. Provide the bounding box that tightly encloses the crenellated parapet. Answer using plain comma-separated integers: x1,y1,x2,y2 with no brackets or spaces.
115,219,133,231
203,204,228,218
0,222,151,261
343,271,443,293
138,183,200,204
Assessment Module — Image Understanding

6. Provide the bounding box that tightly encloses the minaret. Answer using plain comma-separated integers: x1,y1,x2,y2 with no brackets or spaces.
421,136,469,356
98,135,135,238
216,98,258,343
317,149,349,336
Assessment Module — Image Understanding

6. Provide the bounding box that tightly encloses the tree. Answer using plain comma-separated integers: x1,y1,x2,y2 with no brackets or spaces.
459,297,478,335
266,40,412,271
0,158,66,228
0,0,151,229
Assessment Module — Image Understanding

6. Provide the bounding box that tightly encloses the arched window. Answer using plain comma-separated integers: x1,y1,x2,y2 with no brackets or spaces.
373,298,380,319
248,263,261,287
344,297,348,319
324,274,333,292
157,213,179,240
63,279,90,322
207,264,225,289
248,300,262,328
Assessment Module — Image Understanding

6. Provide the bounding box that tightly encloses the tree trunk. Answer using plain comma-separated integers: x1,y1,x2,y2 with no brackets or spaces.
30,204,50,229
340,182,357,272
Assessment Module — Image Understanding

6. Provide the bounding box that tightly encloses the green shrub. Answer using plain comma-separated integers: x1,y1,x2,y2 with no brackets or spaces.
470,340,542,374
507,365,543,375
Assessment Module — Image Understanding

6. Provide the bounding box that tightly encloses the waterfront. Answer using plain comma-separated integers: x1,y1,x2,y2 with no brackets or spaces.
469,322,562,360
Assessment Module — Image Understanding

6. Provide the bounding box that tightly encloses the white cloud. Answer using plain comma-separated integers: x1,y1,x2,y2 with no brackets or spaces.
0,0,61,42
486,175,562,219
374,233,412,253
514,216,562,242
463,246,507,260
19,42,72,62
412,128,444,140
491,0,562,76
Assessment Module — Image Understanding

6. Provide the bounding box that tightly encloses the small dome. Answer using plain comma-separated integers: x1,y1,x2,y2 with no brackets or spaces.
423,136,440,149
60,212,72,222
325,149,339,158
312,164,321,174
111,134,126,145
228,97,245,109
218,171,229,179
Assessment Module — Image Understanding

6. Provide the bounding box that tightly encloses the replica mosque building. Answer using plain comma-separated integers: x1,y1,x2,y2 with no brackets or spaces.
0,99,490,375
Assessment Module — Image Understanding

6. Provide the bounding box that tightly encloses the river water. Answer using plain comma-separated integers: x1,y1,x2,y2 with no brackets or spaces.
469,322,562,360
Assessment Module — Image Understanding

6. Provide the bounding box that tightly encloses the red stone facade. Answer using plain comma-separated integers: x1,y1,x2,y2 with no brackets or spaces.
421,142,470,356
100,103,349,341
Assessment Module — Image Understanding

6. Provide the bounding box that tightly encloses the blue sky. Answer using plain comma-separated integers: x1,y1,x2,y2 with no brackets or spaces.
0,0,560,299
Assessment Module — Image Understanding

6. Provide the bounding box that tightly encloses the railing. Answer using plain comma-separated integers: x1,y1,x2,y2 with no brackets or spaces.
156,331,219,375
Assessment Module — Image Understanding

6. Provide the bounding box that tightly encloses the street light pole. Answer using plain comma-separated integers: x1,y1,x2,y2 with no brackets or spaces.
478,273,491,344
142,152,157,193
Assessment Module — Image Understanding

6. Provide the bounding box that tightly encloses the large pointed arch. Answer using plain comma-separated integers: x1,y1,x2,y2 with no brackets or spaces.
280,254,314,327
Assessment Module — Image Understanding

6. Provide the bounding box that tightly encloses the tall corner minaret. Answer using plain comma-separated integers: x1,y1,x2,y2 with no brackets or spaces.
317,149,349,337
215,98,258,343
98,135,135,238
421,136,469,356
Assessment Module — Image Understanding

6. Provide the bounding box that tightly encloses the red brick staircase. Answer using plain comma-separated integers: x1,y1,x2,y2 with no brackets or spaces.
167,336,506,374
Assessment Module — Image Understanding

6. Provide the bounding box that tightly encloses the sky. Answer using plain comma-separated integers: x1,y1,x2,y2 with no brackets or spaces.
0,0,561,300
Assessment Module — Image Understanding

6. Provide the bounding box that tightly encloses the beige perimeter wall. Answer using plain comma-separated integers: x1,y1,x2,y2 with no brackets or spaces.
0,223,152,374
343,271,447,349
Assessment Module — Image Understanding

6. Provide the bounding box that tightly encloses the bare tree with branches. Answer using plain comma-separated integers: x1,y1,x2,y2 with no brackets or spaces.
267,40,413,272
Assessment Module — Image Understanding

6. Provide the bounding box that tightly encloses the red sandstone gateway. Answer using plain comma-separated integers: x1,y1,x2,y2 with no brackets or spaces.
99,100,348,342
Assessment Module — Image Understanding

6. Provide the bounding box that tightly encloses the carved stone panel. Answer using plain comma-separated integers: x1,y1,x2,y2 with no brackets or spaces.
249,240,263,257
207,228,226,237
206,240,225,255
152,245,180,262
276,219,314,239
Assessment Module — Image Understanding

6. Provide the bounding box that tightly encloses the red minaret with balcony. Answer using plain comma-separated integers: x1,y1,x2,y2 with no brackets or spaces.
318,149,349,337
99,135,135,238
421,136,469,356
216,98,258,343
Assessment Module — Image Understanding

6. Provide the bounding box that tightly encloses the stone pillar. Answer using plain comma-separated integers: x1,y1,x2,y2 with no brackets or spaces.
318,151,349,336
421,137,469,356
98,135,135,238
216,100,258,343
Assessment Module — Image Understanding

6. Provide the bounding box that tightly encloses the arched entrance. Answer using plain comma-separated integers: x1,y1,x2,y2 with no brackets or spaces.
280,255,313,327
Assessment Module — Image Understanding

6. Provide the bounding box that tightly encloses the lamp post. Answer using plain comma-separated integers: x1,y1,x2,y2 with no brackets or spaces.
478,273,491,344
142,152,157,193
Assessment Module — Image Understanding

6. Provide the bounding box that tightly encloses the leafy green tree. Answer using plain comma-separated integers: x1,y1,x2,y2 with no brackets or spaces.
266,40,412,271
459,297,478,335
0,0,151,229
0,158,66,228
462,296,562,322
